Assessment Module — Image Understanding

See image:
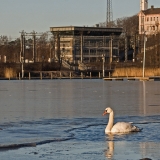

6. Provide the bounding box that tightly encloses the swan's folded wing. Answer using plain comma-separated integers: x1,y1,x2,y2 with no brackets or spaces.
111,122,137,133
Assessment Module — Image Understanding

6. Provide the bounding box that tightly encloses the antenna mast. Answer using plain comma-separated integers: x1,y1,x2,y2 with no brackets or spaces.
106,0,113,27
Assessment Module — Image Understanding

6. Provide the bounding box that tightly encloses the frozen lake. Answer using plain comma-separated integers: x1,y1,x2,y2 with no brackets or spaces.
0,80,160,159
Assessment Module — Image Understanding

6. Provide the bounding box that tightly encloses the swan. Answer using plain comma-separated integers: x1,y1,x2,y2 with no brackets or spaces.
103,107,141,133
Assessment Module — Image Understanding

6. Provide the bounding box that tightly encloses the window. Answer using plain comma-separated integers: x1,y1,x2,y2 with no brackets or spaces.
90,49,96,53
141,17,144,23
151,17,152,21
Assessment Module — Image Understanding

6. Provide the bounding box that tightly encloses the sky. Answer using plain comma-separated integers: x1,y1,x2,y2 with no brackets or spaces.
0,0,160,38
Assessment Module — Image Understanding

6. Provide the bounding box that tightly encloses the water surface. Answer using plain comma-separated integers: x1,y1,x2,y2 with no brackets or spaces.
0,80,160,159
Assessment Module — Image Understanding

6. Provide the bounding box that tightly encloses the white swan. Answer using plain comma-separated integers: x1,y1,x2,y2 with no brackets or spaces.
103,107,141,134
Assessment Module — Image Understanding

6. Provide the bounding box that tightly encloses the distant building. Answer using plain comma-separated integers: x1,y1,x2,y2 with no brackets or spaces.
139,0,160,35
50,26,122,64
140,0,148,11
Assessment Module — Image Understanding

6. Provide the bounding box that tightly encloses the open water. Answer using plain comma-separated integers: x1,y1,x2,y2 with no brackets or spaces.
0,80,160,160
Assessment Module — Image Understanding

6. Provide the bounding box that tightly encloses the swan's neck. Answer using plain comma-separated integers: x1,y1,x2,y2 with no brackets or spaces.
106,111,114,132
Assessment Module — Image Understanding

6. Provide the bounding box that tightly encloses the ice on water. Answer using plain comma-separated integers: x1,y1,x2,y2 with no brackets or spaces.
0,80,160,159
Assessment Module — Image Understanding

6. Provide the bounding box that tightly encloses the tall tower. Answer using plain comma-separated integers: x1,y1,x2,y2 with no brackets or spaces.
106,0,113,27
140,0,148,11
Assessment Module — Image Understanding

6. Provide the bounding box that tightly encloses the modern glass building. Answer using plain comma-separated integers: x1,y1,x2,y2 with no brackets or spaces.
50,26,122,64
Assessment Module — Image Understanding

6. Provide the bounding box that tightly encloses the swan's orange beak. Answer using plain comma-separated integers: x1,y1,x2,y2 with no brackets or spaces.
103,111,108,116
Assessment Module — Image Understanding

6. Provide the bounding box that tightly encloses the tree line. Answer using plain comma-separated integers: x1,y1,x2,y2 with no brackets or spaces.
0,33,54,63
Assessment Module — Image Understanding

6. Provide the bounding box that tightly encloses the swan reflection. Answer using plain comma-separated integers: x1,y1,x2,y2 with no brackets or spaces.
105,133,114,159
105,141,114,159
105,133,157,160
105,132,135,159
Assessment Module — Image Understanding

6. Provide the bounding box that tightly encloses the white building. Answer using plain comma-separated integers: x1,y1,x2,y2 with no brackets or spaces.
139,0,160,35
140,0,148,11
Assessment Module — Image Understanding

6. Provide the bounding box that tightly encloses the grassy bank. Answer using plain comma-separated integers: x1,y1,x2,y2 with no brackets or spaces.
4,68,17,78
112,67,160,77
0,62,63,78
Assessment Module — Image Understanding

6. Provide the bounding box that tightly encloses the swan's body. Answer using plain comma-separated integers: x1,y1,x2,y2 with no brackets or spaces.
103,107,141,133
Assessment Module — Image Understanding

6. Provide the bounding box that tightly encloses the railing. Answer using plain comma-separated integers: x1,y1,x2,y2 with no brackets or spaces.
62,60,71,69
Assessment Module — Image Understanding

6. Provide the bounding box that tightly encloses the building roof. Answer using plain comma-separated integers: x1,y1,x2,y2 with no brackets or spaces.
142,6,160,15
50,26,122,36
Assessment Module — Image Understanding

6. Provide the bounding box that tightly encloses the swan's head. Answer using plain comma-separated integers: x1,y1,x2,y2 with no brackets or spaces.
103,107,113,116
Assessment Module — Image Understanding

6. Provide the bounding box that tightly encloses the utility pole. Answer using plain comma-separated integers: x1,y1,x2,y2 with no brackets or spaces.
81,32,83,63
20,31,26,63
32,31,36,63
20,32,23,62
20,31,49,63
133,34,136,62
143,32,147,78
20,31,25,78
125,35,128,62
109,36,113,63
21,56,24,78
102,54,105,77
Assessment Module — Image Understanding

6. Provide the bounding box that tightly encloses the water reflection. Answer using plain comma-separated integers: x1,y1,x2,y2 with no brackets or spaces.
0,80,160,122
105,132,160,160
142,81,146,115
105,134,114,159
105,141,114,159
140,81,160,116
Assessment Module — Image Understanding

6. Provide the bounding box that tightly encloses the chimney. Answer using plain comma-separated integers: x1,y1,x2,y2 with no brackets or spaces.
95,24,99,27
151,5,154,10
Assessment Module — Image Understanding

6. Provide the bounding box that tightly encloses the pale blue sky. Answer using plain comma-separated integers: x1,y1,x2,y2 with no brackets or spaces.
0,0,160,38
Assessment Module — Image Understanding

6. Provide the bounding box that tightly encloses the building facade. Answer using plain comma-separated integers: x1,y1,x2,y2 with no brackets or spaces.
50,26,122,64
139,0,160,35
